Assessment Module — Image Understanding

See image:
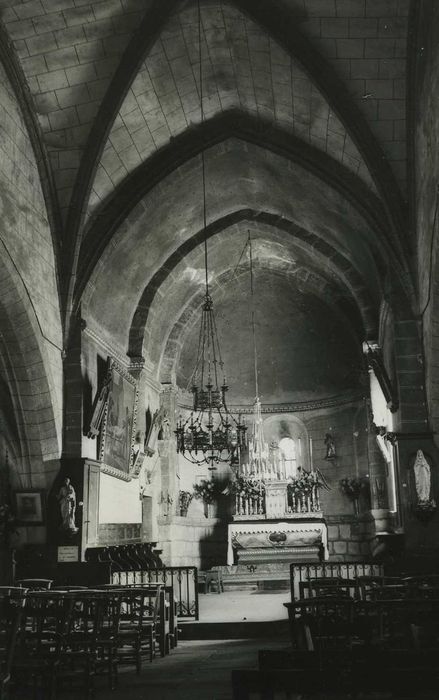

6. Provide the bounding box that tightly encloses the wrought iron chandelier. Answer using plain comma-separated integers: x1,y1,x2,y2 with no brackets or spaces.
175,1,246,468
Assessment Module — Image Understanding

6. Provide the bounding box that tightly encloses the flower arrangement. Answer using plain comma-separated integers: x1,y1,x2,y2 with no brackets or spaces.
193,480,222,504
231,476,265,500
339,477,367,500
288,471,321,497
178,491,193,516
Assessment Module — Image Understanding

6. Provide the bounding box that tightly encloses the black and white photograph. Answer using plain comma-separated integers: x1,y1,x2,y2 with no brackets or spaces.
0,1,438,699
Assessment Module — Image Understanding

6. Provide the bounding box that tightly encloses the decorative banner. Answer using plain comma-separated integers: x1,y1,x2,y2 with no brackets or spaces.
100,358,138,477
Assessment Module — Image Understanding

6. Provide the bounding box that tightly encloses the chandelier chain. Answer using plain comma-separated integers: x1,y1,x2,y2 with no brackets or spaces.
198,0,209,296
174,1,247,467
248,231,260,401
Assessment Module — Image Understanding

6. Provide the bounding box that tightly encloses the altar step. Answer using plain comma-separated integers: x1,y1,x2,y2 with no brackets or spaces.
214,563,291,591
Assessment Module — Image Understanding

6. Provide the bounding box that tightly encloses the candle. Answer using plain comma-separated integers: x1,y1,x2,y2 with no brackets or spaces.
309,437,313,470
298,437,302,457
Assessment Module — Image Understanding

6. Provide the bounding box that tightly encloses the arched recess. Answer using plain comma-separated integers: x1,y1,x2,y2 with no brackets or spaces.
129,213,378,361
0,253,62,490
158,261,366,399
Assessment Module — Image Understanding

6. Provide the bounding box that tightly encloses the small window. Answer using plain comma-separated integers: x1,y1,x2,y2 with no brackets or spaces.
279,437,298,479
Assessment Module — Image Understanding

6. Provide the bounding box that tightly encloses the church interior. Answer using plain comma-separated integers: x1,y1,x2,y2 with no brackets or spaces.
1,0,439,698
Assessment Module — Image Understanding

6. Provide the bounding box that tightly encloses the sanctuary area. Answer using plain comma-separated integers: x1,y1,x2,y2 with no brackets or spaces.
1,1,439,698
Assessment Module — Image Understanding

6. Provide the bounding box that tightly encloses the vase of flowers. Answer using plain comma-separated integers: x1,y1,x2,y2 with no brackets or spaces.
193,480,221,517
339,477,367,515
287,471,323,512
230,476,265,516
231,476,265,499
178,491,193,517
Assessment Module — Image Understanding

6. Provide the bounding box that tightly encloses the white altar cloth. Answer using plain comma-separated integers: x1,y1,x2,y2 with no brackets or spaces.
227,520,328,565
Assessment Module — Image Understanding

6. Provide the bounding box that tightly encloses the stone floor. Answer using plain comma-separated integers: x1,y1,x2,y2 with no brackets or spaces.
198,589,291,622
61,638,279,700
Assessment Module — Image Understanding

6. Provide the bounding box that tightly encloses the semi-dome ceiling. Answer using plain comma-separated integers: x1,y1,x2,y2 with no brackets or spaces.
176,268,363,405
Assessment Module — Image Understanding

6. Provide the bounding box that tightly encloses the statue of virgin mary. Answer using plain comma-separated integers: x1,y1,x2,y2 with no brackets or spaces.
413,449,431,503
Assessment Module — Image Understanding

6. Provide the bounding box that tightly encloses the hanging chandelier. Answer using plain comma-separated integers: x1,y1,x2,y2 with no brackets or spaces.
174,1,246,469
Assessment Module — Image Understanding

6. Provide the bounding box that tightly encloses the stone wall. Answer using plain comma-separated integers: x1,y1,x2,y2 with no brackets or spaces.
158,514,228,570
414,1,439,441
326,514,374,562
0,59,62,491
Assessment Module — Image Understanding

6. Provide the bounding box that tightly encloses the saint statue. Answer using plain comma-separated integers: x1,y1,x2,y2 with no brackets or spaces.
413,449,431,503
57,477,78,534
324,433,336,460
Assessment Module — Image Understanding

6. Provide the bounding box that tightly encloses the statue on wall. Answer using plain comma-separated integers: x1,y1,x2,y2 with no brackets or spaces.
413,449,431,503
324,433,336,460
57,477,78,534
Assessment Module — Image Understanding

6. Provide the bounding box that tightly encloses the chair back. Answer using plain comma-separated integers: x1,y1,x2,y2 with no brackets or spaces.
19,591,72,658
294,597,356,651
0,588,26,692
15,579,53,591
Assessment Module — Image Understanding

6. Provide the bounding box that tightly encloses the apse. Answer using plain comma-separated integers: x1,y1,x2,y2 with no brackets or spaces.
176,269,363,406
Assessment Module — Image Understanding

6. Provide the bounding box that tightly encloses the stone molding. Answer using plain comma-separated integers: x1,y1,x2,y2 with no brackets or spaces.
177,390,364,415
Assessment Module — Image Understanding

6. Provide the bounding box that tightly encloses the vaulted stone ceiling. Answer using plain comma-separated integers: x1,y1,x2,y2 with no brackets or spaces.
0,0,414,405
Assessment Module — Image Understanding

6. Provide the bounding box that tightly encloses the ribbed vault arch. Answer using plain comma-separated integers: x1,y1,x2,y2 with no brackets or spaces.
127,211,378,360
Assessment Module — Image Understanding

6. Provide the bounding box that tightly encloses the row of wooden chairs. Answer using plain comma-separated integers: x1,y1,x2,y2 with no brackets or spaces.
298,573,439,601
0,581,178,699
232,595,439,698
286,596,439,651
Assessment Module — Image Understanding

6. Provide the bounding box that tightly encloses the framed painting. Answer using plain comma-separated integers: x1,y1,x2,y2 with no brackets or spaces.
15,490,45,524
99,358,138,478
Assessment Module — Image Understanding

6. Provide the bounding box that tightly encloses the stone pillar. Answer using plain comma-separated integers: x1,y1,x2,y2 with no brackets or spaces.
366,416,390,527
362,345,392,535
157,384,179,563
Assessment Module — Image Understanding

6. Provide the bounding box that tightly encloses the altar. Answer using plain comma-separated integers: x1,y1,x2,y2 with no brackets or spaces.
227,520,328,565
227,402,329,567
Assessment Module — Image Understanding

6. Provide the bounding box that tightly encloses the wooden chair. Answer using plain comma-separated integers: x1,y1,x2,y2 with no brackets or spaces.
111,586,160,672
198,569,223,594
15,578,53,591
12,590,72,700
167,585,179,649
0,588,26,700
51,585,89,591
285,597,356,652
62,589,123,694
